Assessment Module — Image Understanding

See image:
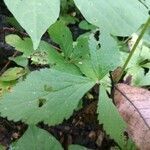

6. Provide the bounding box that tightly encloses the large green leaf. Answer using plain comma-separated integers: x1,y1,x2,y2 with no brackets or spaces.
4,0,60,49
74,0,148,36
13,125,63,150
0,69,94,125
97,85,126,148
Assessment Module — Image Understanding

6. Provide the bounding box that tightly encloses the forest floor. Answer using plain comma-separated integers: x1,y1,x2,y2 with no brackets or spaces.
0,2,119,150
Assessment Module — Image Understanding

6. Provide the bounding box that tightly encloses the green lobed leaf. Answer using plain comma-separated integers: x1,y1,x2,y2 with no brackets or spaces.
13,125,63,150
0,69,94,125
4,0,60,49
74,0,148,36
97,85,126,148
48,21,73,58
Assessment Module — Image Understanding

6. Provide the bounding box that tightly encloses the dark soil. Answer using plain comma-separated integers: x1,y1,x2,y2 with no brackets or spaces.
0,2,118,150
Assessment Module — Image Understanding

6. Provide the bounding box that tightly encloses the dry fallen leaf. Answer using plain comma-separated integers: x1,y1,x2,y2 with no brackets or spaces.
114,83,150,150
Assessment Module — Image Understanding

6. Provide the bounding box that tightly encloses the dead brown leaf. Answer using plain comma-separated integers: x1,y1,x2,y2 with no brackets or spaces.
114,83,150,150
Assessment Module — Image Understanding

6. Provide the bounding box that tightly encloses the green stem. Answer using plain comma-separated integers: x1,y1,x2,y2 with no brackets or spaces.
116,17,150,83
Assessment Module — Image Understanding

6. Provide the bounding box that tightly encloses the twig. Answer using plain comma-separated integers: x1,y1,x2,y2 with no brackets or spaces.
1,27,28,37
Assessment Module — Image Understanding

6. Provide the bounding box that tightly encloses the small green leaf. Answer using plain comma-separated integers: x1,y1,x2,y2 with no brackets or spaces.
79,20,96,30
0,67,26,82
9,56,28,67
97,85,126,148
48,21,73,57
13,125,63,150
6,34,34,57
59,15,77,25
4,0,60,49
0,69,94,125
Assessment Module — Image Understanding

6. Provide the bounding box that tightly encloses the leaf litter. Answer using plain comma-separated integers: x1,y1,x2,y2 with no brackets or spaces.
114,83,150,150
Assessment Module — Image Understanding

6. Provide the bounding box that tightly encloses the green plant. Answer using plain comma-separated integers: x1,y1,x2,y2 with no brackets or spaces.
0,0,150,149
